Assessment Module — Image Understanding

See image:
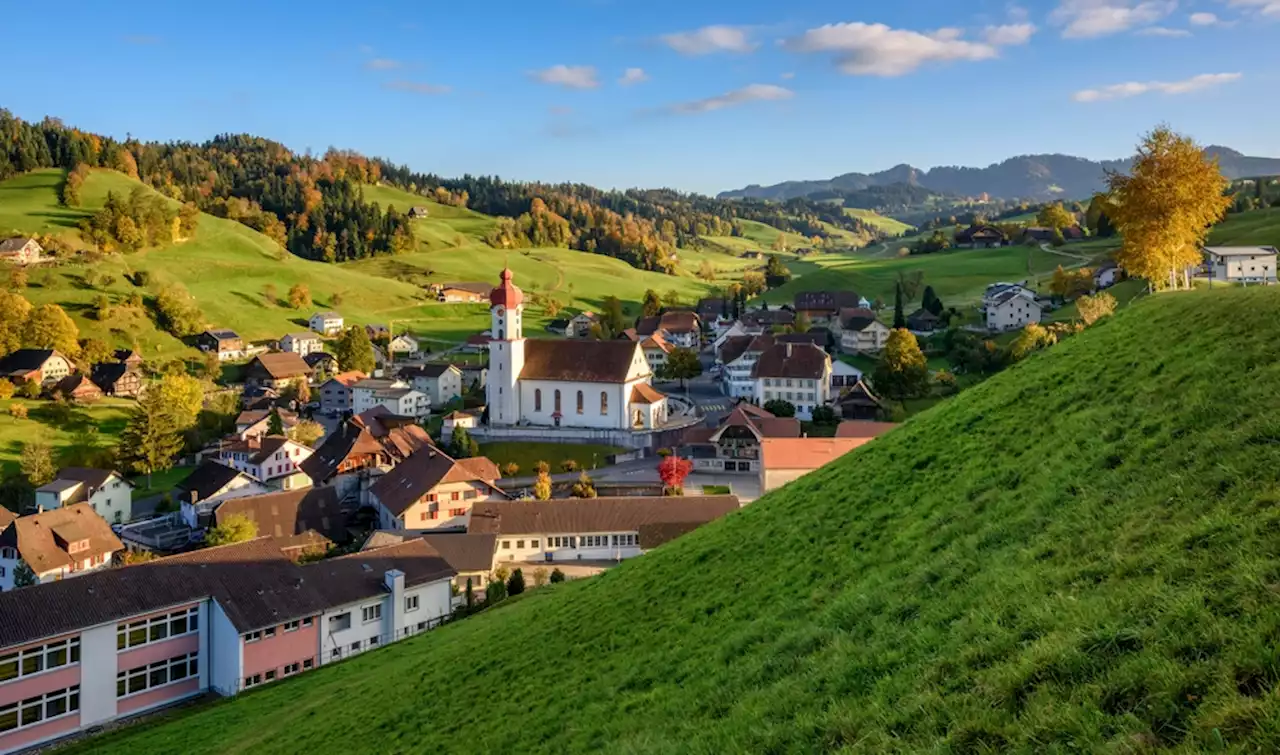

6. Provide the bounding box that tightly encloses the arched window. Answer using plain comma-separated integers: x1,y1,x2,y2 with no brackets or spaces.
554,390,561,413
576,390,584,415
600,391,608,415
535,389,542,412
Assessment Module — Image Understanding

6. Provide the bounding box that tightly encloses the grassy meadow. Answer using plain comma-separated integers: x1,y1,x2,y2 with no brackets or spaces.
0,398,133,477
62,286,1280,753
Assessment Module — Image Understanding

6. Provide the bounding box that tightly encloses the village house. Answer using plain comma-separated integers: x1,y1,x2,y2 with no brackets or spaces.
318,370,366,415
279,332,323,357
469,495,740,565
51,374,103,403
638,332,673,373
389,334,420,358
984,284,1042,332
0,236,43,265
566,311,598,338
837,377,888,421
458,364,487,391
683,404,800,475
217,436,315,491
1202,246,1278,284
759,432,894,493
837,308,890,355
365,324,391,342
793,291,866,325
407,206,431,218
718,334,775,399
197,329,247,362
175,460,270,528
486,269,669,432
233,408,299,441
740,308,797,331
209,488,348,552
954,225,1008,249
830,359,862,390
0,349,74,386
436,282,492,303
368,447,505,532
301,408,433,504
303,352,337,376
636,311,701,349
0,536,454,753
440,410,478,444
399,364,463,407
1093,260,1121,290
906,308,943,334
0,504,124,591
351,378,430,418
34,468,133,525
309,311,344,336
361,531,498,596
244,353,313,390
752,342,833,420
89,350,143,398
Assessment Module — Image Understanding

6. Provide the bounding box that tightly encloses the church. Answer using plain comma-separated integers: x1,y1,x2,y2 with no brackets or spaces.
486,268,669,431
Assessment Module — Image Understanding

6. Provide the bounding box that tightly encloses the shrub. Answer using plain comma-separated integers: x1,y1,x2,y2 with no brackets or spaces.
0,379,13,401
507,568,526,597
501,462,520,478
17,379,41,400
560,459,579,473
549,568,565,584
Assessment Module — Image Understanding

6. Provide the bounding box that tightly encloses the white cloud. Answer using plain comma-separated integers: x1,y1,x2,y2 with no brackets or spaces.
1050,0,1176,38
1229,0,1280,17
984,23,1038,45
530,65,599,90
661,25,756,55
364,58,401,70
1136,25,1193,35
383,80,451,95
618,67,649,86
668,83,793,114
782,22,1022,77
1189,11,1219,24
1073,71,1242,101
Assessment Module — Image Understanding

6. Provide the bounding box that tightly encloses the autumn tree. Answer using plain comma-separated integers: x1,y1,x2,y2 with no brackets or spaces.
178,202,200,238
7,267,27,291
20,438,56,488
288,420,325,447
764,254,791,288
23,303,80,355
570,471,597,499
288,283,312,309
741,271,767,297
8,404,28,421
642,289,661,318
659,347,702,391
1049,266,1093,300
1077,292,1118,326
332,325,376,373
154,284,205,337
657,454,693,496
873,329,930,402
1009,322,1058,362
206,513,259,547
157,373,205,430
0,379,13,400
79,338,113,367
1107,125,1232,290
501,462,519,478
1036,203,1076,231
533,461,553,500
0,291,32,357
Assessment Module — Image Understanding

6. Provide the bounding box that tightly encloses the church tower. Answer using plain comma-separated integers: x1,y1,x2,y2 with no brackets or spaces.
487,267,524,426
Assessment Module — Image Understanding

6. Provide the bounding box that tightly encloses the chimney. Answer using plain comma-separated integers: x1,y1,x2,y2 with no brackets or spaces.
785,343,793,358
384,568,405,594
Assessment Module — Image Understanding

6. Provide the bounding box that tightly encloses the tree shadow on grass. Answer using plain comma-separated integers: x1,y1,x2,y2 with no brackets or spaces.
229,291,269,310
24,210,92,230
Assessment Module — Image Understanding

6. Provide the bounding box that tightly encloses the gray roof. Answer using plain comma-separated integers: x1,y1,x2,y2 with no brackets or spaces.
1204,246,1279,257
0,237,36,253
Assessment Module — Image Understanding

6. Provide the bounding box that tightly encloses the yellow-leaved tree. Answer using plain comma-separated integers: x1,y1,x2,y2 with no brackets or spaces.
1107,126,1231,290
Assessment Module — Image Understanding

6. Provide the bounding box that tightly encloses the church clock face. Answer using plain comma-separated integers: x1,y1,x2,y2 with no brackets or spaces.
495,306,506,317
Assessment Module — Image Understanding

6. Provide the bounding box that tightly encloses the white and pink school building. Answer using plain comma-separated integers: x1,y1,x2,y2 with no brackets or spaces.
0,537,454,754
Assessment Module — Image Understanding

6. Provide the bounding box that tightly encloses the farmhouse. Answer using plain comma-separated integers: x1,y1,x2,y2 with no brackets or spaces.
635,311,701,349
0,503,124,591
90,350,144,397
836,377,886,420
684,403,800,475
794,291,865,324
1202,246,1278,284
436,282,492,303
486,268,669,431
34,467,133,525
368,447,505,532
906,308,943,333
954,225,1008,249
244,352,313,390
566,311,598,338
984,284,1042,332
279,332,323,356
389,333,420,357
470,496,740,565
0,236,42,264
836,308,889,355
52,373,103,402
407,206,431,218
752,342,832,421
198,329,247,361
309,311,344,335
0,349,74,386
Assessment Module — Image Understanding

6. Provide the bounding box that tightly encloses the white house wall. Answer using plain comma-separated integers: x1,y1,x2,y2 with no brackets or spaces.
77,623,118,727
208,601,243,696
493,531,644,563
518,380,631,430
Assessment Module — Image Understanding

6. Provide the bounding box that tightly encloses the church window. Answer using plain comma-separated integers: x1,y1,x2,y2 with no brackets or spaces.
535,389,542,412
554,390,561,413
600,391,608,415
576,391,584,415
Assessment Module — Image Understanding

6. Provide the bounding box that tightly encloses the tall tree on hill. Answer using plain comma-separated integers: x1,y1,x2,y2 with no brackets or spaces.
118,390,184,487
20,437,56,488
22,303,80,356
1036,203,1076,231
764,254,791,288
921,286,945,316
873,329,930,403
0,291,32,358
600,296,626,337
332,326,376,373
1107,126,1232,290
893,282,906,329
642,290,661,318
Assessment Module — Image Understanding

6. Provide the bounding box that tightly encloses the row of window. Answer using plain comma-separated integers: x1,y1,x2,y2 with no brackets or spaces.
244,658,314,689
245,616,313,643
0,637,81,684
424,489,479,503
0,685,79,734
533,389,610,415
761,378,818,388
118,607,199,651
418,505,471,521
508,534,639,550
762,391,817,403
117,653,198,698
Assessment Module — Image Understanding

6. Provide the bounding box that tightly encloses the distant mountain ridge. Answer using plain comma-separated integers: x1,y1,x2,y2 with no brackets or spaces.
719,147,1280,202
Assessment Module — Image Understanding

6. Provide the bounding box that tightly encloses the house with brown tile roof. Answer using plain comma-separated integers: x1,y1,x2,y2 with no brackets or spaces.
436,282,493,303
211,487,347,551
635,310,702,349
0,503,124,591
217,435,315,491
794,291,866,324
369,447,507,533
837,307,890,355
0,349,75,386
234,407,299,441
244,352,313,389
717,333,776,399
759,433,892,493
52,373,104,402
683,404,801,475
469,495,739,564
362,531,498,593
751,342,833,420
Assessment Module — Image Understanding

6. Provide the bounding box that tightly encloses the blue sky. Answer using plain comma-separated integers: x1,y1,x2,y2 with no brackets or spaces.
2,0,1277,194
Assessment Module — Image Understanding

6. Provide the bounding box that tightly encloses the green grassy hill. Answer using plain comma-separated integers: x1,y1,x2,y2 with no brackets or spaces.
1208,207,1280,247
66,287,1280,753
843,206,915,236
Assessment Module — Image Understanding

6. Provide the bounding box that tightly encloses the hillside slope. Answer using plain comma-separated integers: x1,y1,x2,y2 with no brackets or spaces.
69,288,1280,753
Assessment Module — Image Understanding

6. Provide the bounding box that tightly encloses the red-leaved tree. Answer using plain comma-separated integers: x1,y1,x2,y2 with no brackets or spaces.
657,455,693,496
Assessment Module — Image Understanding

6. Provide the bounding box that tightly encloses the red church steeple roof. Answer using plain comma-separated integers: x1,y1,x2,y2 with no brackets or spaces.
489,267,523,308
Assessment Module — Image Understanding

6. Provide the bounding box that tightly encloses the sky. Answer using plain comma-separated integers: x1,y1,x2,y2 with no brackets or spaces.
2,0,1278,194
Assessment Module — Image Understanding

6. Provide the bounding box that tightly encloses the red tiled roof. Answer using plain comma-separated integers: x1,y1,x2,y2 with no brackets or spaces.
520,339,644,383
0,504,124,575
250,352,313,380
751,343,830,380
370,447,505,517
630,383,666,405
760,438,869,470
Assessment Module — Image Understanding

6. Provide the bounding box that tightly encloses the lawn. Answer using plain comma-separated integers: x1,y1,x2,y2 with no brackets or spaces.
1208,206,1280,247
0,397,134,476
67,286,1280,753
479,442,629,475
842,207,915,236
130,465,195,500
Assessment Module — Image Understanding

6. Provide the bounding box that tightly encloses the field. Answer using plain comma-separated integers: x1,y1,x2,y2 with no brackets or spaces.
0,397,133,477
842,206,915,236
479,442,629,475
66,286,1280,753
1208,206,1280,247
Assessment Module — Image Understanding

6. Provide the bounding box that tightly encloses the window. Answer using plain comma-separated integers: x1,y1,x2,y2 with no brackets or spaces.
406,595,420,612
576,390,584,415
245,631,262,643
449,507,466,517
531,540,540,549
463,490,478,500
349,642,362,653
329,613,351,632
420,511,429,521
369,636,380,647
331,649,341,660
284,620,300,632
0,547,12,559
117,607,199,651
0,685,79,734
600,391,608,415
554,390,561,413
284,663,301,676
502,540,511,549
244,674,262,688
362,605,382,623
451,491,460,501
534,389,542,412
302,617,313,627
265,670,277,681
117,653,198,698
0,637,81,683
516,540,525,549
264,627,277,638
303,659,314,669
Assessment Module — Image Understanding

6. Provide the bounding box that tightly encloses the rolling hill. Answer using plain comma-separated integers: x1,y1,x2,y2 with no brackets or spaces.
62,286,1280,753
720,146,1280,202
